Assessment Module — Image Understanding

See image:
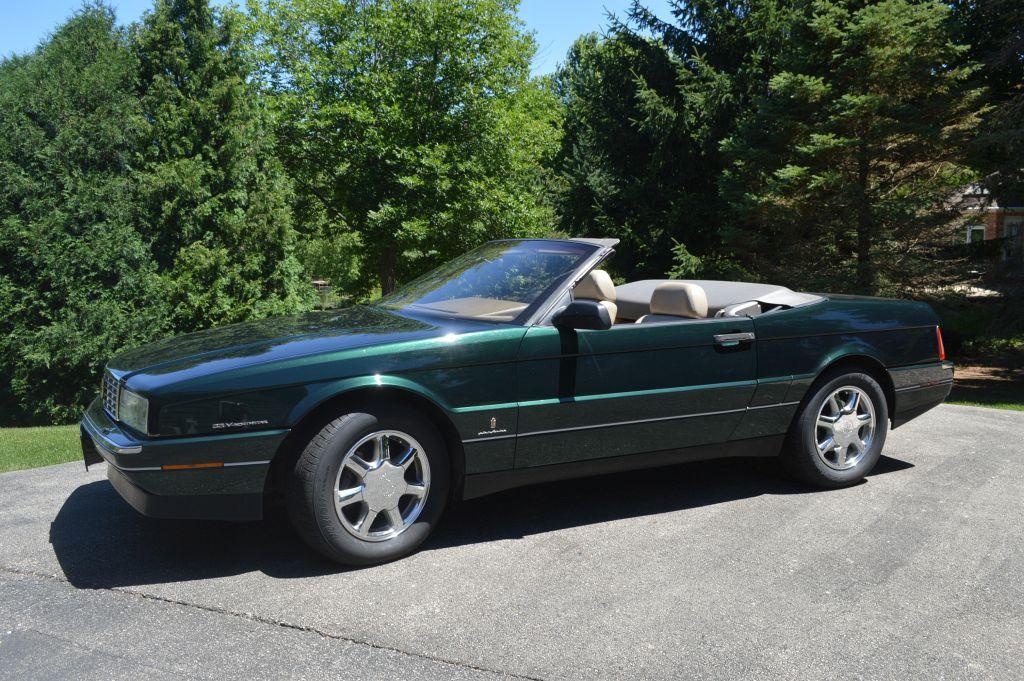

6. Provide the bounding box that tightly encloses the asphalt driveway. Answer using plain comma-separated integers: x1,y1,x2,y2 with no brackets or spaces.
1,404,1022,680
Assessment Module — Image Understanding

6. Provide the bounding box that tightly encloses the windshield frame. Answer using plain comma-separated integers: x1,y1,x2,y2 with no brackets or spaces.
374,239,611,326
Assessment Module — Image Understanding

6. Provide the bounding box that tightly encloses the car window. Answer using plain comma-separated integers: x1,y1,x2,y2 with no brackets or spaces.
378,240,597,323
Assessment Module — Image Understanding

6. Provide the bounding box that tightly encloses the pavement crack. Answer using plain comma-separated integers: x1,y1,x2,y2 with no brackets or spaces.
0,564,546,681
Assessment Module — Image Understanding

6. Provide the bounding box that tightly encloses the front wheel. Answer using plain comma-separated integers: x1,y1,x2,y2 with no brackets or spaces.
287,407,449,565
782,371,889,488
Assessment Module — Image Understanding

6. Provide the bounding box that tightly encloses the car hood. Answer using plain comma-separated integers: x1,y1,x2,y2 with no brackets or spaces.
108,306,474,379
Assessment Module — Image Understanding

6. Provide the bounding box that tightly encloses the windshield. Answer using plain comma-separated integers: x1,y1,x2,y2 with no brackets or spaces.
378,240,597,323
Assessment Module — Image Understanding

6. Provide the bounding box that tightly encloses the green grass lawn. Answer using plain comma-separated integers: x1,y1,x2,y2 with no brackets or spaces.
947,401,1024,411
947,395,1024,411
0,425,81,473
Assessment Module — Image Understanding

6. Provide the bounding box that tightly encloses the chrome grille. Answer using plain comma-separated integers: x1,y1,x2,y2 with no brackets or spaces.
102,371,119,420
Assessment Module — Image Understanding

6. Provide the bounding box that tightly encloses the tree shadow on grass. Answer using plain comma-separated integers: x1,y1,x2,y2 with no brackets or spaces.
50,454,913,589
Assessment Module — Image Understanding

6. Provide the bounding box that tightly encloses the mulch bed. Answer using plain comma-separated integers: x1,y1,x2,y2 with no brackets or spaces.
948,354,1024,407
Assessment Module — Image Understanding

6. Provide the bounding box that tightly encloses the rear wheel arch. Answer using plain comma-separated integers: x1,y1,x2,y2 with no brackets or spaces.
809,354,895,421
264,386,465,508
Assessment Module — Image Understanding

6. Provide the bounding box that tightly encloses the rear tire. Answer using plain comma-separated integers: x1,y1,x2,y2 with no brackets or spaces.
287,406,449,565
782,370,889,488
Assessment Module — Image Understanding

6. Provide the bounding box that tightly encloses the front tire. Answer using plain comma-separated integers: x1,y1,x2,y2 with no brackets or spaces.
782,370,889,488
287,406,449,565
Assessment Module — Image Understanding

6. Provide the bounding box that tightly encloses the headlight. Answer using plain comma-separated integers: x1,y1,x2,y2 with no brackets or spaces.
118,388,149,434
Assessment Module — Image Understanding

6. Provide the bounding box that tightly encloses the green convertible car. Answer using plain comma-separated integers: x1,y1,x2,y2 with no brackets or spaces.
80,238,953,565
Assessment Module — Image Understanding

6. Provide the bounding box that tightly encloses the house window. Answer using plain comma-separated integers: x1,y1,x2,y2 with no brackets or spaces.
966,225,985,244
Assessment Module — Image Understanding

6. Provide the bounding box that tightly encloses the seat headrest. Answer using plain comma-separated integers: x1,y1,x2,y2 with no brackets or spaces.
575,269,616,302
649,282,708,319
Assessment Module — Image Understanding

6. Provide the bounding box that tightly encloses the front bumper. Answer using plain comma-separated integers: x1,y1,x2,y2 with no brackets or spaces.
80,398,288,521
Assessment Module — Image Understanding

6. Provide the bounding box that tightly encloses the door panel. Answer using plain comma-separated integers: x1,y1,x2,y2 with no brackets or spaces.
514,318,757,468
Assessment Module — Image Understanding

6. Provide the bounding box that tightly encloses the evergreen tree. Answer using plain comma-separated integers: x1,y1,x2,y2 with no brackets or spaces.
134,0,312,330
953,0,1024,198
247,0,561,294
554,0,795,281
554,31,690,282
0,5,167,423
721,0,982,294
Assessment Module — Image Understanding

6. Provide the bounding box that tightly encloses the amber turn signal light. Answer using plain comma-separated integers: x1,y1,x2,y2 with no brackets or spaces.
161,462,224,471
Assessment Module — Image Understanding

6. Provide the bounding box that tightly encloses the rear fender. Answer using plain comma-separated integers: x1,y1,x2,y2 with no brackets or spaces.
788,344,894,419
787,336,878,382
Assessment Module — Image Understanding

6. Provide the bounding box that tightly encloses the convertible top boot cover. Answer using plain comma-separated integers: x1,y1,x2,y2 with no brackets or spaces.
616,279,822,320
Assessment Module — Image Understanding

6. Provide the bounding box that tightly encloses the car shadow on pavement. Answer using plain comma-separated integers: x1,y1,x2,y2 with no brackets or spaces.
427,454,913,551
50,455,912,589
49,481,337,589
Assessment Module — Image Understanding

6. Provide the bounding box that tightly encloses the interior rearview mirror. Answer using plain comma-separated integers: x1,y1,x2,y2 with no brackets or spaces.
553,300,613,331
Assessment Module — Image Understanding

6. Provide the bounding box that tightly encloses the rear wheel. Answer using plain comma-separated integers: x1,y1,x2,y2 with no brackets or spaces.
782,370,888,488
287,406,449,565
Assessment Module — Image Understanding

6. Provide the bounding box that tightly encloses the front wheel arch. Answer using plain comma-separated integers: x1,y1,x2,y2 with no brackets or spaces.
264,386,465,510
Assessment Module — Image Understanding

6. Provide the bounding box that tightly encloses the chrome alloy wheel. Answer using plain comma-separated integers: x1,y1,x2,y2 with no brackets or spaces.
814,386,876,471
334,430,430,542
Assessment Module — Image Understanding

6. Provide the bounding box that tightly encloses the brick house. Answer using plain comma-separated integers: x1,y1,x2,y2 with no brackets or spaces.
956,185,1024,263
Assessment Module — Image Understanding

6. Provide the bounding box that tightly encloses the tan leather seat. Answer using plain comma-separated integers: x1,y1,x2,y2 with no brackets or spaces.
636,282,707,323
574,269,617,321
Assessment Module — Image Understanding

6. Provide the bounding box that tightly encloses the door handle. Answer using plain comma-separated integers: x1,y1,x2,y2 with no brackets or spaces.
713,332,756,346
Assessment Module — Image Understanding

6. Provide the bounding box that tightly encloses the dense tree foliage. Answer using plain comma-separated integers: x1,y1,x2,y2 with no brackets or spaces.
246,0,561,294
0,7,167,423
0,1,311,423
722,0,982,294
953,0,1024,198
556,0,985,293
554,0,797,282
135,0,312,331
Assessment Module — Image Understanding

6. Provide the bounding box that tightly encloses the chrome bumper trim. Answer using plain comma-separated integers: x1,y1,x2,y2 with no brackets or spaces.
461,401,801,444
83,420,142,456
87,434,156,471
746,400,800,411
894,378,954,393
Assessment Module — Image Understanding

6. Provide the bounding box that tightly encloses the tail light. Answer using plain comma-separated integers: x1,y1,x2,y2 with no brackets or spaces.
936,326,946,361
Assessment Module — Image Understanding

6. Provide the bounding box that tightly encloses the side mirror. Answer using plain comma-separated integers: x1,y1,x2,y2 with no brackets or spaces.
553,300,613,331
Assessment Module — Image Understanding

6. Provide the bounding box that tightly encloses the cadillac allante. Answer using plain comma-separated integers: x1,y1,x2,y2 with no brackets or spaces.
80,238,953,565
